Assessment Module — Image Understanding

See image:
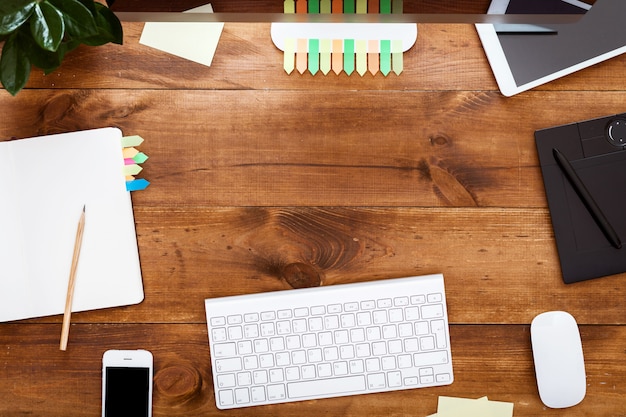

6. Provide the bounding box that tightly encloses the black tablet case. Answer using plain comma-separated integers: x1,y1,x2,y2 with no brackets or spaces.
536,113,626,283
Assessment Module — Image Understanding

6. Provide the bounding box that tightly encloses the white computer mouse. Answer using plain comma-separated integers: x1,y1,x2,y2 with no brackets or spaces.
530,311,586,408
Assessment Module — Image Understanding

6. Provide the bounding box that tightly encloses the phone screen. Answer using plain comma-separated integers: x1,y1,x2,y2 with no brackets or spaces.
104,367,150,417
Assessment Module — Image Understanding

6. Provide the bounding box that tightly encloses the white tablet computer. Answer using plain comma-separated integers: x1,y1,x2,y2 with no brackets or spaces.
476,0,626,96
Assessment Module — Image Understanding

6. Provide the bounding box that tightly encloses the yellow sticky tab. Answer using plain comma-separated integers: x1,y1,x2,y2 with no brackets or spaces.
284,38,295,74
320,39,331,75
392,39,403,75
356,40,367,76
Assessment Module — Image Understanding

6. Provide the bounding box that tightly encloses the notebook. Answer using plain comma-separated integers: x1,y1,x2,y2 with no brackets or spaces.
0,127,146,322
535,113,626,283
476,0,626,96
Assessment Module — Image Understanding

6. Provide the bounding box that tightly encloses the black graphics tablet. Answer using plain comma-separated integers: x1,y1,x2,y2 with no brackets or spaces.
536,113,626,283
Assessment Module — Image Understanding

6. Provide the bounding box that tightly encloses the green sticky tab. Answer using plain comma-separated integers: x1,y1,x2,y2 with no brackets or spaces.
121,135,144,147
123,164,143,176
344,39,355,75
392,0,402,13
308,0,320,13
380,0,391,14
344,0,355,13
133,152,149,164
380,40,391,76
308,39,320,75
320,0,331,13
284,0,295,13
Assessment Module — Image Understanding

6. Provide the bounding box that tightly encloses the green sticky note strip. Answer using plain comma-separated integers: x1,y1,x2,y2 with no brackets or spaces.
392,0,403,13
132,152,149,164
320,0,331,13
121,135,144,147
122,164,143,176
284,0,295,13
380,0,391,14
308,38,320,75
380,40,391,76
343,39,355,75
344,0,355,13
308,0,320,13
356,0,367,13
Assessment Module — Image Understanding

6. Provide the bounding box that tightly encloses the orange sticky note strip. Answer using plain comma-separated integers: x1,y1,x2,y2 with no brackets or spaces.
296,38,308,74
368,39,379,75
332,39,343,75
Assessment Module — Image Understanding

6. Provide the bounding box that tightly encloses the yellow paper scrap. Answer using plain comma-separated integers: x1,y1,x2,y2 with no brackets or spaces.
429,396,514,417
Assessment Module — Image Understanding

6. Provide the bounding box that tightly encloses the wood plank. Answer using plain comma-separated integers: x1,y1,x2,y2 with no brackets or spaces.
2,90,625,208
12,207,626,325
18,22,626,92
0,323,623,416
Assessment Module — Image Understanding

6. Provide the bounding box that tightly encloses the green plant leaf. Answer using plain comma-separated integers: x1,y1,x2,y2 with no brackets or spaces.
81,2,122,46
30,1,65,52
0,1,36,35
0,32,31,95
48,0,97,39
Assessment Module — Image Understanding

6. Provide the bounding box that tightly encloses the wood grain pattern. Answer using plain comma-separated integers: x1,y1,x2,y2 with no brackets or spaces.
1,3,625,416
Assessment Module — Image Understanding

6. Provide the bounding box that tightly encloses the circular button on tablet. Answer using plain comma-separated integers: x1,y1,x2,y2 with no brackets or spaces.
606,119,626,146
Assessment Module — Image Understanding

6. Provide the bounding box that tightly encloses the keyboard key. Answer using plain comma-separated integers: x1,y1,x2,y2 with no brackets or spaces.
367,373,386,389
237,372,252,386
288,375,366,398
267,384,286,401
410,295,426,305
277,309,292,319
217,373,236,388
436,373,451,383
261,311,276,321
227,315,243,325
394,297,409,306
235,388,250,404
212,328,227,342
213,342,236,358
294,307,309,317
344,302,359,312
413,351,449,367
388,370,402,387
327,304,342,313
341,313,356,328
244,313,259,323
311,305,326,315
334,361,349,376
361,300,376,310
421,304,444,319
251,386,266,402
211,316,226,326
219,390,234,406
431,319,448,349
253,370,268,384
427,293,443,303
377,298,392,308
216,358,242,373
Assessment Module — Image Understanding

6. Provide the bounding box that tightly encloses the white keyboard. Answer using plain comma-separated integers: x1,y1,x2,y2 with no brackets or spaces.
204,274,453,409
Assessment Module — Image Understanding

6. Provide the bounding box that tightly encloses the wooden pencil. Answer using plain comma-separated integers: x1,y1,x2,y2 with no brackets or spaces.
60,205,86,351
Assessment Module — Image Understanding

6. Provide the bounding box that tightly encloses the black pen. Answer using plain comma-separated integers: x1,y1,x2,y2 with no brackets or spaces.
552,148,622,249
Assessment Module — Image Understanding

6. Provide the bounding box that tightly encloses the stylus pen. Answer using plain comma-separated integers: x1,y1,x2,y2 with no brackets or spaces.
552,148,622,249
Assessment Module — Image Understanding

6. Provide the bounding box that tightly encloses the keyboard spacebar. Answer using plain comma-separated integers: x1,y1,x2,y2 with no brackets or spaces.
287,376,366,399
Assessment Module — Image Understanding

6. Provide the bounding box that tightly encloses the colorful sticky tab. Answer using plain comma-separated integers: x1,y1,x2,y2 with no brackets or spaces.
308,38,320,75
126,178,150,192
320,39,332,75
343,39,355,75
380,39,391,75
355,39,367,76
392,39,403,75
284,0,295,13
132,152,149,164
332,0,343,13
356,0,367,14
122,164,143,176
368,39,379,75
392,0,403,13
332,39,343,75
368,0,379,13
296,38,308,74
121,135,144,147
308,0,320,13
380,0,391,14
320,0,331,13
284,38,296,74
344,0,355,13
296,0,307,13
122,147,139,158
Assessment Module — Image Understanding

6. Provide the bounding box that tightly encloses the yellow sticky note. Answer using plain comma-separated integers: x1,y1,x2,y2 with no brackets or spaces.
355,39,367,76
284,38,295,74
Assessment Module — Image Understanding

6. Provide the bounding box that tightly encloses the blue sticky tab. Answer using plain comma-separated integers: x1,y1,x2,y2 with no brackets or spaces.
126,178,150,191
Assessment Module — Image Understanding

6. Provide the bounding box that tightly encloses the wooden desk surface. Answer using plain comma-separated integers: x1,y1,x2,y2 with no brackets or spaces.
2,3,626,416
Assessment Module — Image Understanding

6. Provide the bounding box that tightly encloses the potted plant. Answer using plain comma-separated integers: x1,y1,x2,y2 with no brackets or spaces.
0,0,122,96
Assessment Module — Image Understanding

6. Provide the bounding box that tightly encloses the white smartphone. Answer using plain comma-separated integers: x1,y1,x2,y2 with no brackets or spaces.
102,349,153,417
